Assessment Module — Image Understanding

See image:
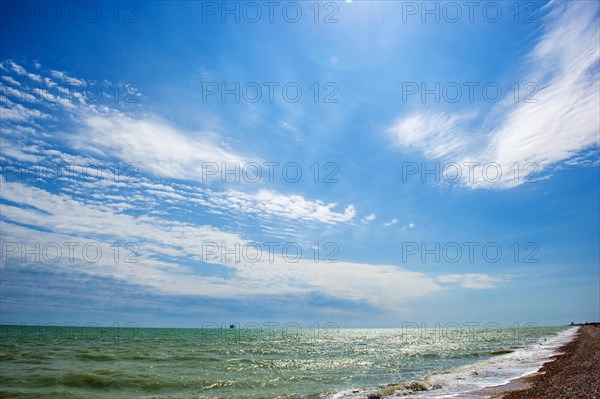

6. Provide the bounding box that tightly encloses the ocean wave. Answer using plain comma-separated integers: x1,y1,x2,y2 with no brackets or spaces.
330,327,578,399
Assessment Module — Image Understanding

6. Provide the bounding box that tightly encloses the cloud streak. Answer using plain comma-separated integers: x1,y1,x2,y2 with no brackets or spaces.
388,1,599,189
0,60,357,226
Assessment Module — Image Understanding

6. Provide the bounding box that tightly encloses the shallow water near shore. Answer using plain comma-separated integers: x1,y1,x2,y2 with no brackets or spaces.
0,325,573,399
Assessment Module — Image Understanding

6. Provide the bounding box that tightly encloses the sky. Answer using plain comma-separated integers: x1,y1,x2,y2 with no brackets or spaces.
0,0,598,328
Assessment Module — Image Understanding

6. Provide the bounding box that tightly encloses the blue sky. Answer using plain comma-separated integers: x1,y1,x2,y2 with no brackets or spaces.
0,1,598,327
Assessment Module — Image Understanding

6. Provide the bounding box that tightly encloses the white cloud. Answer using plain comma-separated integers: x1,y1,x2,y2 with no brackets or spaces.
34,88,76,109
388,111,473,159
1,61,358,227
281,121,297,132
1,61,503,310
8,61,42,82
51,70,85,86
77,114,251,181
72,114,356,224
437,274,510,289
0,181,243,262
220,189,356,224
1,84,37,103
0,147,43,162
2,76,20,86
0,160,495,310
361,213,376,223
50,70,64,79
65,76,85,86
0,103,51,122
0,181,443,307
8,61,27,76
387,1,600,189
384,218,398,226
27,73,42,82
43,77,57,87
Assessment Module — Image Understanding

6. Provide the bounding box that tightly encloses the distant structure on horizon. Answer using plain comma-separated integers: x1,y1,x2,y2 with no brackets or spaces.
569,322,600,326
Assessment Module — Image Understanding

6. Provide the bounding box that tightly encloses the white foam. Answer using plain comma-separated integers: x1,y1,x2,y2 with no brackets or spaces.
410,327,579,398
329,327,579,399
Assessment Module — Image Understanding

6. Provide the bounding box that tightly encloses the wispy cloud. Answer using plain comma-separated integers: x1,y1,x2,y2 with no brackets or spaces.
50,70,85,86
6,60,42,82
0,181,443,308
220,189,356,224
387,1,599,189
437,274,510,289
77,113,251,180
388,111,474,159
361,213,376,223
1,60,357,226
0,60,511,315
384,218,398,226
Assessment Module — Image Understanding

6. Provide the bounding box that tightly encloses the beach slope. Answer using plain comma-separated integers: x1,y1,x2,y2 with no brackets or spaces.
497,325,600,399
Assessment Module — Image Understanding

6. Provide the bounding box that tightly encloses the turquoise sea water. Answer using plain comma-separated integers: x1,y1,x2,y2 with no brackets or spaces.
0,325,573,399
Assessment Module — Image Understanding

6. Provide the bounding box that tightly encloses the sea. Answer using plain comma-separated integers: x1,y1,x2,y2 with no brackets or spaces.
0,324,576,399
